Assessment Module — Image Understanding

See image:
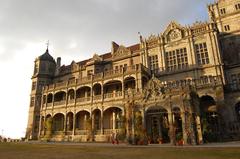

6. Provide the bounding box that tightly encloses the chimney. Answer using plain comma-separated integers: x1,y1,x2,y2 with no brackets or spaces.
55,57,61,75
57,57,61,68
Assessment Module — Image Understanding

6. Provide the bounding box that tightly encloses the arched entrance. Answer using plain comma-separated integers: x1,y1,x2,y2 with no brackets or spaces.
92,109,101,132
200,95,219,142
52,113,64,134
146,107,170,144
172,107,183,143
75,111,90,135
103,107,122,129
66,112,73,131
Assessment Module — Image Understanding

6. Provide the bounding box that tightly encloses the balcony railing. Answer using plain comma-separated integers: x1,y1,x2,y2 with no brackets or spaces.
75,130,88,135
44,64,148,92
93,95,102,101
54,100,66,106
76,97,91,103
67,99,75,104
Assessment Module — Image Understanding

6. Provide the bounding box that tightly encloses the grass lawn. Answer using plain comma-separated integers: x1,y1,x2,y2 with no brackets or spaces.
0,142,239,159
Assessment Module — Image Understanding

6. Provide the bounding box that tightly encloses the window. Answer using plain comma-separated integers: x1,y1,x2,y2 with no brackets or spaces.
38,81,45,91
30,97,35,107
165,48,188,71
220,8,226,15
224,25,230,31
235,3,240,10
149,55,159,71
231,74,238,90
195,43,210,65
34,63,38,74
32,82,36,90
87,70,93,76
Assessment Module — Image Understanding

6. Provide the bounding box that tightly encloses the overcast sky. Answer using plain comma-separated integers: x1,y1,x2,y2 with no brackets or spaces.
0,0,213,138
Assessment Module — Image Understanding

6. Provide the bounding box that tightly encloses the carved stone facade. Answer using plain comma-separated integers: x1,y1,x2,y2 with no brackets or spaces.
26,0,240,144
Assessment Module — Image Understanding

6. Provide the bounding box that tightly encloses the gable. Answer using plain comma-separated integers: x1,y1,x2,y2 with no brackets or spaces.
163,21,185,42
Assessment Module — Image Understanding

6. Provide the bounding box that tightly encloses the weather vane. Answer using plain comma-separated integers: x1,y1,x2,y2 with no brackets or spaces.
46,40,50,50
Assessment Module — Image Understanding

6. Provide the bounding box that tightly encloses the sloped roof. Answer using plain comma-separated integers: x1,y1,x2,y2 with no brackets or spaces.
38,49,55,62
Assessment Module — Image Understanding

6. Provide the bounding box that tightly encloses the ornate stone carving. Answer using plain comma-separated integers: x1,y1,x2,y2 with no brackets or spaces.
168,29,182,42
92,53,102,62
143,76,166,101
163,21,184,42
113,45,131,58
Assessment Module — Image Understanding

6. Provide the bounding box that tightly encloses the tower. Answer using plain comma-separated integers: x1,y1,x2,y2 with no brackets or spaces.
26,48,56,140
208,0,240,65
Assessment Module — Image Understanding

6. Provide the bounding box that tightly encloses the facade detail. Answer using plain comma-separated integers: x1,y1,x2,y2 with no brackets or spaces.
26,0,240,145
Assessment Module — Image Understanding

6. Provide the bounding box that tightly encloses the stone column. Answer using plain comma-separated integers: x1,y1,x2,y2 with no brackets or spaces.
101,110,104,135
72,113,76,137
38,116,43,139
101,82,104,102
168,113,175,145
195,115,203,144
63,114,67,134
113,111,116,130
141,109,146,129
92,113,95,131
181,112,188,145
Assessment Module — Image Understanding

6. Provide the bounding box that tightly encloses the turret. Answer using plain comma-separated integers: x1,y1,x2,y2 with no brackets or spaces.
26,48,56,140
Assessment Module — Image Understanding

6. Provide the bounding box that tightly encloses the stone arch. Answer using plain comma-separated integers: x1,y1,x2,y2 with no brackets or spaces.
76,86,91,98
103,107,123,129
54,91,66,102
47,93,53,103
124,76,136,92
199,95,219,143
103,80,123,99
75,110,90,130
146,106,170,144
92,109,101,130
52,113,65,132
93,83,102,96
67,89,75,100
66,112,73,131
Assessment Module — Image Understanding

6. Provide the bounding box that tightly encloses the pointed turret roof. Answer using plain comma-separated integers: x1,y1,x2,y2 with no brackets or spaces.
38,49,55,62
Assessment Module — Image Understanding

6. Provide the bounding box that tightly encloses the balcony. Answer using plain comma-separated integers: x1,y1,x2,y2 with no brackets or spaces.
54,100,66,106
93,95,102,101
104,91,123,99
76,97,91,103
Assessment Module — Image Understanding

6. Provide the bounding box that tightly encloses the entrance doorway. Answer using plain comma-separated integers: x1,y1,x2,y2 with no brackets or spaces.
200,95,219,142
146,107,170,144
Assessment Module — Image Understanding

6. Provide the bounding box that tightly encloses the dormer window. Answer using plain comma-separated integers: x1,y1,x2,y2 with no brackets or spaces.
220,8,226,15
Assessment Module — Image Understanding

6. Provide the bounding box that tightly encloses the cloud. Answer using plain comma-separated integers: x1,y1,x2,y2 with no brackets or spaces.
0,0,213,63
0,0,214,138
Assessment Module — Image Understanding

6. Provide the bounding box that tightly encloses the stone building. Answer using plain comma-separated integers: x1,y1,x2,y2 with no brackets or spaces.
26,0,240,144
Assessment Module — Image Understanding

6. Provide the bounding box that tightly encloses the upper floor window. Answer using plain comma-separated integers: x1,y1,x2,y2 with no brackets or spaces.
34,63,38,74
38,81,45,91
220,8,226,15
30,97,35,107
149,55,159,71
165,48,188,71
195,43,210,65
32,82,36,90
224,25,230,31
87,70,93,76
235,3,240,10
